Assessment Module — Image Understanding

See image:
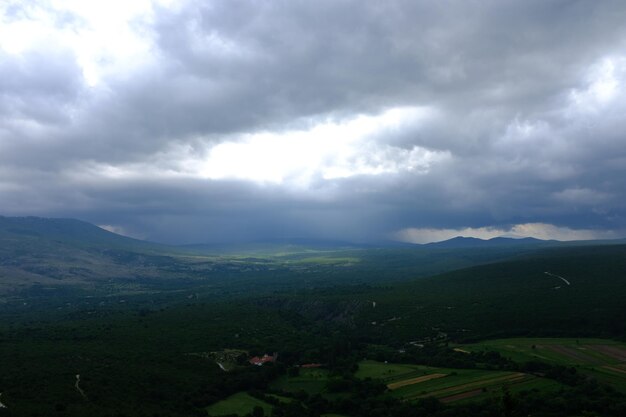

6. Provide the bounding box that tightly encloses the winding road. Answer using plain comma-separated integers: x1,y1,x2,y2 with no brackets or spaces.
75,374,87,400
544,271,571,286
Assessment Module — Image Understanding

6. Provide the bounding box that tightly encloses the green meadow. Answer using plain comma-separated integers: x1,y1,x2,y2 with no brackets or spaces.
206,392,273,416
271,368,333,395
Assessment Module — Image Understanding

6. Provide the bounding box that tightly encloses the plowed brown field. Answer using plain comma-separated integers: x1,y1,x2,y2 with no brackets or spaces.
589,345,626,362
387,373,447,390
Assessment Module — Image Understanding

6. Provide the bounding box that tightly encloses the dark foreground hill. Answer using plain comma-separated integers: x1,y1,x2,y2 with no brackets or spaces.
349,244,626,343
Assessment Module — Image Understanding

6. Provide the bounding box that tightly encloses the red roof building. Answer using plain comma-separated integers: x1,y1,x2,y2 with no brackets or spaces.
249,354,276,366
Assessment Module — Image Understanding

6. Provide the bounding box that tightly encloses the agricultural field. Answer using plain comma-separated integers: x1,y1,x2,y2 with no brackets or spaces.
355,360,561,404
460,338,626,392
206,392,273,416
355,361,433,381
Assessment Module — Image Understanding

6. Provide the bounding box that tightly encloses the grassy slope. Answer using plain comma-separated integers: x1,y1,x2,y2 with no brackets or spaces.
355,361,433,381
0,216,186,294
206,392,273,416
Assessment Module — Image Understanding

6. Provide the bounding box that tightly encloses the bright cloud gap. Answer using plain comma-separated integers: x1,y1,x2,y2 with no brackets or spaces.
78,106,449,188
2,1,626,244
197,106,447,186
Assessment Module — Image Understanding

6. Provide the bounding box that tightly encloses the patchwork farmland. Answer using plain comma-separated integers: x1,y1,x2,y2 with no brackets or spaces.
355,361,560,404
460,338,626,392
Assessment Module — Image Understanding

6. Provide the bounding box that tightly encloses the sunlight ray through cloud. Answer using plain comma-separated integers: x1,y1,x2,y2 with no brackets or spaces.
197,107,447,186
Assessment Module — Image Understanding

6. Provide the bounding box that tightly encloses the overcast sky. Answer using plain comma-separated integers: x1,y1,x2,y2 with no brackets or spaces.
1,0,625,244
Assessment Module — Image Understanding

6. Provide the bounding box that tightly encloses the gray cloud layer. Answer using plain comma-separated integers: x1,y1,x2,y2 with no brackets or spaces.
1,0,625,243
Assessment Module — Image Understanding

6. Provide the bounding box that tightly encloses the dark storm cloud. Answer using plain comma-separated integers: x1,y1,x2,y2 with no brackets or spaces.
1,0,626,243
0,48,82,127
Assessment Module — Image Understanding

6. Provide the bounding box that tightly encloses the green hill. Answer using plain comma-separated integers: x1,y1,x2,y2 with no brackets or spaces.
0,216,115,243
0,216,184,295
351,244,626,343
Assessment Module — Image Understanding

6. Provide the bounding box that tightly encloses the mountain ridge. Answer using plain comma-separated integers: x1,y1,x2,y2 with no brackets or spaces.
0,215,165,251
424,236,553,248
0,215,623,297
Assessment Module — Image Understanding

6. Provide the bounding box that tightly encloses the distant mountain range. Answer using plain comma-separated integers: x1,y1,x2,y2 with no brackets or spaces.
423,235,626,249
423,236,553,248
182,236,559,253
0,215,623,297
2,215,624,253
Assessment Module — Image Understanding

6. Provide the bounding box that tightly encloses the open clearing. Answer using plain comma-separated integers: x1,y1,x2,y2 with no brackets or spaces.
356,360,434,382
540,344,601,364
206,392,272,416
271,368,332,395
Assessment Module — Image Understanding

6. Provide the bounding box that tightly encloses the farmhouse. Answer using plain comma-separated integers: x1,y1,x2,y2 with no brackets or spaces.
249,353,277,366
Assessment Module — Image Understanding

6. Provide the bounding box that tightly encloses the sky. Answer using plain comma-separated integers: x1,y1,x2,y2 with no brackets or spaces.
1,0,626,244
